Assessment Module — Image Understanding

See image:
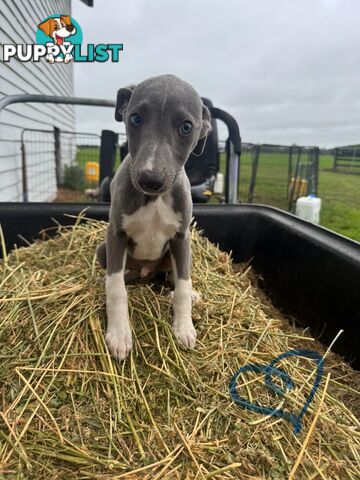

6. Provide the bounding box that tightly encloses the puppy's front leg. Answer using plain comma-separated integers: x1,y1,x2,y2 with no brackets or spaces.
170,233,197,348
105,227,132,361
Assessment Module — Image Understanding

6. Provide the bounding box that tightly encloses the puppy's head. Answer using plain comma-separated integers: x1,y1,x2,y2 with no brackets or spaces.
115,74,212,195
38,15,76,45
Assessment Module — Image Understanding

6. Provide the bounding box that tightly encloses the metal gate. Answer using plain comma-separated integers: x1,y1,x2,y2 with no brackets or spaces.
238,143,319,211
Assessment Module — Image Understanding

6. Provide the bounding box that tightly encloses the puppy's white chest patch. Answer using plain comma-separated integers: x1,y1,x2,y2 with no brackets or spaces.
122,196,181,261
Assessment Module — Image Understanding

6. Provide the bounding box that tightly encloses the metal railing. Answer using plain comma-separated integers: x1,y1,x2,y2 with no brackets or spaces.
0,94,115,112
0,95,116,202
0,94,241,204
333,147,360,173
0,94,320,211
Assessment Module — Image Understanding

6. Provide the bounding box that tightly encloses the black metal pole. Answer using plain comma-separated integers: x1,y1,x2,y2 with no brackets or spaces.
54,127,61,187
248,144,259,203
223,142,241,204
99,130,118,184
294,148,303,204
21,141,28,202
287,146,293,199
333,148,338,171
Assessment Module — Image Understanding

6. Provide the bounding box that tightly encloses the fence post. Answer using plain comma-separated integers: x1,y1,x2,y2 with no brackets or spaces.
224,139,240,204
333,148,338,171
288,147,301,211
314,147,319,196
287,146,293,199
20,140,28,202
54,127,61,186
99,130,118,184
248,144,259,202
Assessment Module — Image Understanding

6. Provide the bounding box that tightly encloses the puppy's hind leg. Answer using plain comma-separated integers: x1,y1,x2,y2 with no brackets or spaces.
97,242,138,284
96,241,107,269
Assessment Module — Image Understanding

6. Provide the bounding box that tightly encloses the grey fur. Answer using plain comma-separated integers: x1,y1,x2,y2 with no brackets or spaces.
169,232,191,280
97,74,211,361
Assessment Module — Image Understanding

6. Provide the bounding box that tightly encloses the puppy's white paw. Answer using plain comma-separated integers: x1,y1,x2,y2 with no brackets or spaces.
167,290,201,303
172,319,197,349
105,324,133,361
191,290,201,303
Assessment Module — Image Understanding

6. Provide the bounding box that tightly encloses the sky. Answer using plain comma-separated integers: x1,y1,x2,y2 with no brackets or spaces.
73,0,360,148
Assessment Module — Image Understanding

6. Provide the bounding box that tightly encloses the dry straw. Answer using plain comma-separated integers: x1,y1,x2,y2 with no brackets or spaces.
0,214,359,479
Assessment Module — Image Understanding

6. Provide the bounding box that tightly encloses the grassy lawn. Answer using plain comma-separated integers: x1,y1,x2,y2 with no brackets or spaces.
317,155,360,241
75,146,100,170
76,146,121,172
238,150,292,209
75,146,360,242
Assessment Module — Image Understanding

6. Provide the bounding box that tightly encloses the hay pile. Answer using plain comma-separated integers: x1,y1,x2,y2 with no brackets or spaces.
0,214,359,479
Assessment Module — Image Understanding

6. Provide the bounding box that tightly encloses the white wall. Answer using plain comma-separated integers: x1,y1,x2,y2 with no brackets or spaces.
0,0,75,202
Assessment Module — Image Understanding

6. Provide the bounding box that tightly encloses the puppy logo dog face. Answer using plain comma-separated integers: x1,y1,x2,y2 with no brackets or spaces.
38,15,76,46
36,14,82,63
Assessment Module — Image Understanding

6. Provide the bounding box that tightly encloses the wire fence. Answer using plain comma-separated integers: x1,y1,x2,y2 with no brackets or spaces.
0,127,319,210
0,128,129,203
0,135,24,202
0,128,112,202
20,129,56,202
237,144,319,211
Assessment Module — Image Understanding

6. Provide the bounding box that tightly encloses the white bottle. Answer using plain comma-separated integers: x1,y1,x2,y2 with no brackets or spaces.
295,194,322,224
214,172,224,194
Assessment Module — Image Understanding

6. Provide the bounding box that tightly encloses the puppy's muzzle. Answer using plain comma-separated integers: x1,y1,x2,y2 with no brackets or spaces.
137,170,164,193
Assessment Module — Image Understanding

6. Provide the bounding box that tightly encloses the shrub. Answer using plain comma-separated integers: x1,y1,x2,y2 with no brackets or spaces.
62,164,85,191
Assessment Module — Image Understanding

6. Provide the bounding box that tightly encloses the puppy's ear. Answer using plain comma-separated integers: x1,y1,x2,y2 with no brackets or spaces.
115,85,136,122
60,15,72,26
38,18,53,37
192,103,212,157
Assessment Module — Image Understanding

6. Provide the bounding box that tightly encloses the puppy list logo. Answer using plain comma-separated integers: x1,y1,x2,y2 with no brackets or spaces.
2,14,123,64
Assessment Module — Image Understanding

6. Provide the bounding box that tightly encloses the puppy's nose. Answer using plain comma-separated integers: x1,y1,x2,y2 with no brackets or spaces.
138,170,164,192
66,25,74,32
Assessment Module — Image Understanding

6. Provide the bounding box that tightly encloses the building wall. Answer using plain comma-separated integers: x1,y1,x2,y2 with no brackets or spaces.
0,0,75,201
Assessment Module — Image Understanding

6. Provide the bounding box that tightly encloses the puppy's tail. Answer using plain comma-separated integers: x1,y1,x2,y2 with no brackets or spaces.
96,242,107,269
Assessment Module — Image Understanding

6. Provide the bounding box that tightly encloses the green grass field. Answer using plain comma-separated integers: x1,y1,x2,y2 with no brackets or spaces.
76,146,360,242
220,150,360,242
75,145,121,171
316,155,360,241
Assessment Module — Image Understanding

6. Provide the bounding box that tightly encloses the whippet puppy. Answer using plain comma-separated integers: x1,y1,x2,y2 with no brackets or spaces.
96,74,212,361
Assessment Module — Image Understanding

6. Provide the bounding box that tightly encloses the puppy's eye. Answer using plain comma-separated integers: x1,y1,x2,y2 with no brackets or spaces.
54,25,59,30
129,113,142,127
180,121,193,136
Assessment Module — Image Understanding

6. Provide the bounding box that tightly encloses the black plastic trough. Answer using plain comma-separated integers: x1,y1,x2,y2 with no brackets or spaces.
0,203,359,368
